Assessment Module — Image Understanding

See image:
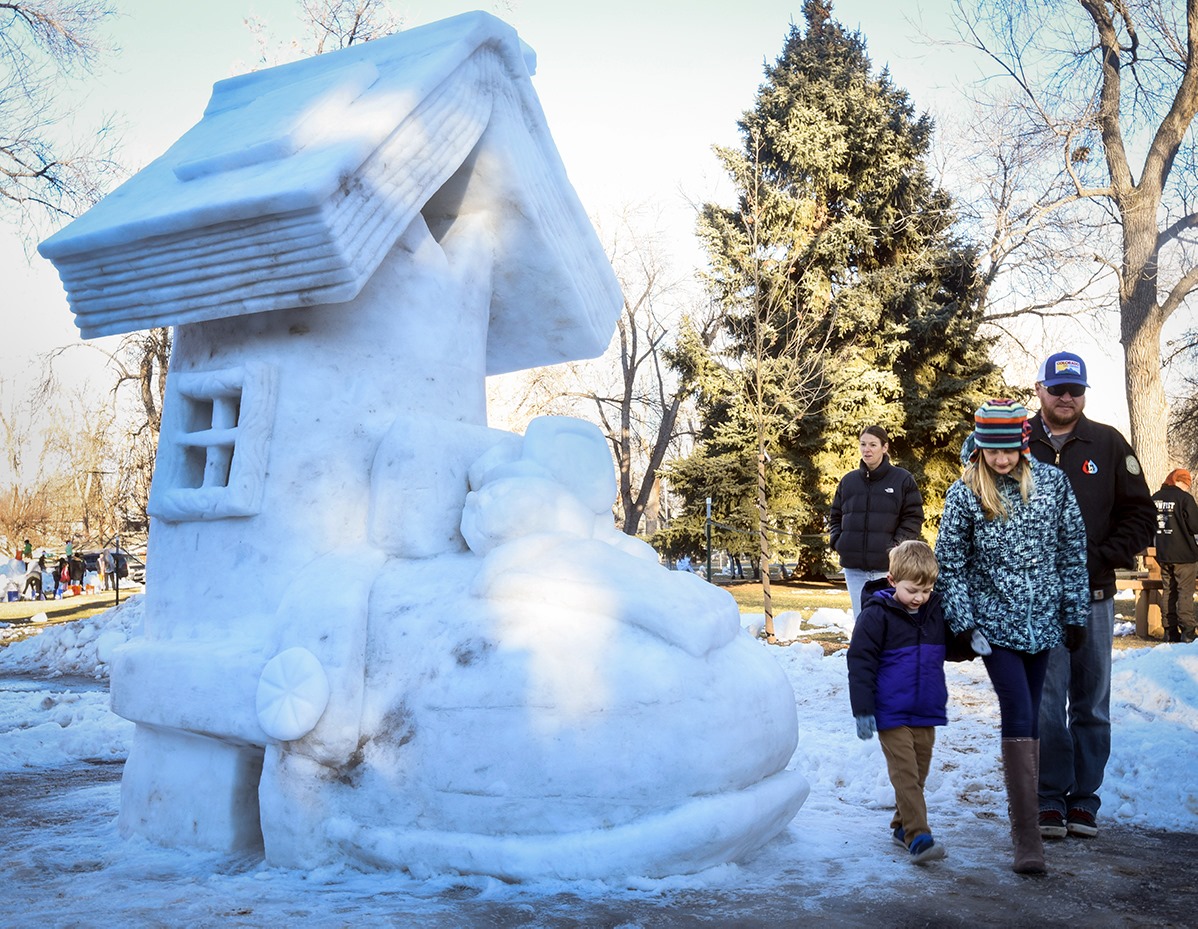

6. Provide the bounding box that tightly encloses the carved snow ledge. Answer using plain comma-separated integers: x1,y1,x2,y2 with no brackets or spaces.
38,12,620,373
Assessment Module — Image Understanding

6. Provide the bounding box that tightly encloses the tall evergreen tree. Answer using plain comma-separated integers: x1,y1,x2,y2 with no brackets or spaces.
664,1,1006,590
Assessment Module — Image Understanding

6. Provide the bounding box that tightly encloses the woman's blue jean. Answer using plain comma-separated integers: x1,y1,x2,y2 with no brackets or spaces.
982,644,1051,739
844,567,888,618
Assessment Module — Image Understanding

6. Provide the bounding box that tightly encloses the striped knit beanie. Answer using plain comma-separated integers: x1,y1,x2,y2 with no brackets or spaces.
973,399,1030,453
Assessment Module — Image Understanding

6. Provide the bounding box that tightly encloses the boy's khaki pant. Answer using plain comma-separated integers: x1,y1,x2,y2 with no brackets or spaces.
878,725,936,844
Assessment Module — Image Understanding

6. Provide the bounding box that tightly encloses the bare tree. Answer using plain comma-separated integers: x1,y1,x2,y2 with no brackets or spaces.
300,0,400,52
940,96,1113,334
245,0,402,66
0,376,122,547
0,0,121,233
41,326,169,530
0,377,51,546
698,128,838,640
1165,327,1198,466
953,0,1198,485
507,208,718,535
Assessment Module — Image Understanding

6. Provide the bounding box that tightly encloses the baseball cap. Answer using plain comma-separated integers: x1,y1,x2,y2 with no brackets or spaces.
1037,351,1089,388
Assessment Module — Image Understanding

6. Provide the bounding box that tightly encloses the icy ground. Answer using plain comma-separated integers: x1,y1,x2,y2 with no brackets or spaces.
2,596,1197,927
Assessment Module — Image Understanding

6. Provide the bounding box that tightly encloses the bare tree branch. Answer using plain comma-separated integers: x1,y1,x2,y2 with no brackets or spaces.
0,1,122,234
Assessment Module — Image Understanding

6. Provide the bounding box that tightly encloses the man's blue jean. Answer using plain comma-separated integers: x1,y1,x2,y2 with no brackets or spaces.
1038,597,1113,816
844,567,888,618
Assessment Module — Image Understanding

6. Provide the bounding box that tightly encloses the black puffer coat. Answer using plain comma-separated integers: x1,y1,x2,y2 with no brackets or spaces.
829,456,924,571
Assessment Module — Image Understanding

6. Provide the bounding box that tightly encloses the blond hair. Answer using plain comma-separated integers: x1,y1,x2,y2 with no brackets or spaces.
962,454,1034,520
888,539,938,587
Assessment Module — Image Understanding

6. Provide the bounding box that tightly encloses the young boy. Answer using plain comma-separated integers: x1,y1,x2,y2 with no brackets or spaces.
847,539,961,865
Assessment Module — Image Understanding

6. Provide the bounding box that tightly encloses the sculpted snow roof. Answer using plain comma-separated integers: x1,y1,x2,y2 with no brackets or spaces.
38,11,620,373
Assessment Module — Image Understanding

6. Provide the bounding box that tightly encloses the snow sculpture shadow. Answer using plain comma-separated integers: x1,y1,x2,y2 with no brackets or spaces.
37,12,808,879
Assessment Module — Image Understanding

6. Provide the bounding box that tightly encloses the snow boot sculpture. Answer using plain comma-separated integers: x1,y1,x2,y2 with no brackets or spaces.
259,416,808,878
38,11,808,879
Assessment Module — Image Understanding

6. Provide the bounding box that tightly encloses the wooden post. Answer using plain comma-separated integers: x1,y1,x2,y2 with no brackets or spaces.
1146,547,1163,639
1134,547,1164,640
1134,579,1147,638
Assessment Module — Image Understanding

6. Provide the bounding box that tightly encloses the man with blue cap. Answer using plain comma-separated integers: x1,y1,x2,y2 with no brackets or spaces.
1028,351,1155,840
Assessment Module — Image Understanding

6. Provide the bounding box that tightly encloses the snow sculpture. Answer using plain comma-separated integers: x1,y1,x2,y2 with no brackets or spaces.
37,12,808,879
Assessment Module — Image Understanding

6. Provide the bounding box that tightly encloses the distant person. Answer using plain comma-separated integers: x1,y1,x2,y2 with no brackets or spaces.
22,539,32,560
55,557,69,596
100,548,117,591
829,425,924,618
68,553,85,588
64,539,73,559
1151,468,1198,644
936,399,1090,874
848,539,968,865
22,556,43,600
39,556,53,598
1028,352,1156,841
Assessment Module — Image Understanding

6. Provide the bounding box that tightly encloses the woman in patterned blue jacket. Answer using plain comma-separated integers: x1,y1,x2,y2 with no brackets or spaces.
935,399,1089,877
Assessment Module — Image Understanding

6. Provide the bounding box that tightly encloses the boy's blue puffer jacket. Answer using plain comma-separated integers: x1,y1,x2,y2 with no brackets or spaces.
847,580,953,730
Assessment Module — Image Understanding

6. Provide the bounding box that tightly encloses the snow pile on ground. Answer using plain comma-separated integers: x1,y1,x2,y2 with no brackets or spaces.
3,597,1195,833
2,598,1196,846
741,607,855,641
0,595,144,679
1,598,1197,925
0,681,132,771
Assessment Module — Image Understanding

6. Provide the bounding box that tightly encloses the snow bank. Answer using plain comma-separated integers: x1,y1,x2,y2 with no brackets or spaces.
3,597,1197,837
742,607,855,641
0,595,144,679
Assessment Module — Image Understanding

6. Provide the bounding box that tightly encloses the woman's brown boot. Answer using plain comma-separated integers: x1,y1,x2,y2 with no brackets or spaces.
1001,738,1046,874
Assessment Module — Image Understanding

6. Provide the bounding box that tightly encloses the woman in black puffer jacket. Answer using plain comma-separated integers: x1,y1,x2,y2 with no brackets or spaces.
829,425,924,617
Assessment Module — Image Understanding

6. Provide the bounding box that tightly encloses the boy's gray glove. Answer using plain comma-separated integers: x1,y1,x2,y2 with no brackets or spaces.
855,715,877,740
970,629,992,656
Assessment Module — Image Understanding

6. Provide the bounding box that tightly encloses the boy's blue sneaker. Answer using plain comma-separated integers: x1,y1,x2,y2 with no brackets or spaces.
892,826,906,848
908,833,946,864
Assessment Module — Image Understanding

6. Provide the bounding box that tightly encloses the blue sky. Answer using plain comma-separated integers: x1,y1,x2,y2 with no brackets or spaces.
3,0,1129,439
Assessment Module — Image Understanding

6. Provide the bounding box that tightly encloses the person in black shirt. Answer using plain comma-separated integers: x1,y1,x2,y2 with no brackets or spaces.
1028,351,1155,841
1151,468,1198,643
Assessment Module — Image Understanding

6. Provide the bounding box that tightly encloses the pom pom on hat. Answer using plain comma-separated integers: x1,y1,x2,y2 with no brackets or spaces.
972,399,1031,454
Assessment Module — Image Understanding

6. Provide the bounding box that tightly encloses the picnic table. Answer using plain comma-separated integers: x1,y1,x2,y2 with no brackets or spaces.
1117,548,1165,640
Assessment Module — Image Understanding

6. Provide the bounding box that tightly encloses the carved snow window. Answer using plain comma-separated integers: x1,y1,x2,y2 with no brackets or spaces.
148,363,277,522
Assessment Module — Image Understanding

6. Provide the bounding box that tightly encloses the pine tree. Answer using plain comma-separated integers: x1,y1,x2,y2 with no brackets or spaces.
665,1,1006,597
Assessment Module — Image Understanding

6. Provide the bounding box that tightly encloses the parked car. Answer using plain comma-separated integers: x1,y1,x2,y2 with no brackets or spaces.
80,549,146,585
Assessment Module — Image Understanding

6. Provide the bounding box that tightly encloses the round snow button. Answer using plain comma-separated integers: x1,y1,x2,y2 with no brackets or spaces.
256,647,330,741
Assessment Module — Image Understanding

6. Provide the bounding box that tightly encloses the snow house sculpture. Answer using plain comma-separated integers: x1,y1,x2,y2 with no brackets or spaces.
38,12,809,880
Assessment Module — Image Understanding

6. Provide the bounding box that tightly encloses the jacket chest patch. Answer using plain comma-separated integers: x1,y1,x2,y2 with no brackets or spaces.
1081,459,1099,475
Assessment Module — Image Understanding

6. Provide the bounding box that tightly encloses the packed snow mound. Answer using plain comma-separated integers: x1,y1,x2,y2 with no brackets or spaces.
0,596,145,679
742,608,851,641
0,685,132,772
3,606,1198,841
